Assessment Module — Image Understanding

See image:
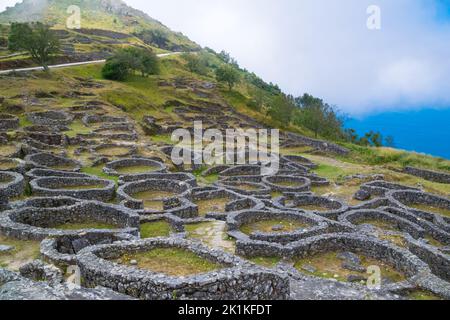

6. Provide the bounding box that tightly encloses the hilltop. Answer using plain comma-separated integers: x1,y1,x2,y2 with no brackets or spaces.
0,0,199,52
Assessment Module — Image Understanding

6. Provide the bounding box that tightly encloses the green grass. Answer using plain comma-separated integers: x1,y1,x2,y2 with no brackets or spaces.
339,144,450,173
81,166,119,184
140,221,172,238
113,248,222,276
65,121,92,138
407,290,442,300
248,256,281,268
240,219,309,235
0,236,41,271
53,222,117,230
151,134,175,144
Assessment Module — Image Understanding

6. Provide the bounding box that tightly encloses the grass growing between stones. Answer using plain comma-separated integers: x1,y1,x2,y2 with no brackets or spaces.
407,290,443,301
0,160,18,171
0,235,41,271
115,165,160,175
81,166,119,184
186,221,236,254
0,175,13,185
133,190,175,211
96,147,131,157
357,219,400,232
294,251,406,283
0,145,17,157
240,219,309,235
378,234,408,248
114,248,223,276
248,256,281,268
195,197,230,216
424,235,445,248
65,121,92,138
53,222,118,230
49,164,78,171
56,184,107,190
295,204,331,212
409,204,450,218
233,184,261,191
140,221,172,238
273,181,303,187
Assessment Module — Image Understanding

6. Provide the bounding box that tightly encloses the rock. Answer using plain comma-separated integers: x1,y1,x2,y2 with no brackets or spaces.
440,246,450,254
272,225,285,232
337,252,361,265
301,264,317,274
347,275,367,283
0,245,14,253
353,190,371,201
341,262,366,273
71,238,91,253
130,260,138,266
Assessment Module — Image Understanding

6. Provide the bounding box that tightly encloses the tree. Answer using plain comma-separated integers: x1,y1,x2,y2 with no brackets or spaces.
267,95,296,125
102,58,130,81
182,53,208,75
294,94,344,139
102,47,159,81
149,29,168,48
215,65,240,91
8,22,60,72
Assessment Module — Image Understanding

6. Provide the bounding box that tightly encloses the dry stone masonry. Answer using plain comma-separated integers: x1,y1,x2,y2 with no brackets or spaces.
1,97,449,301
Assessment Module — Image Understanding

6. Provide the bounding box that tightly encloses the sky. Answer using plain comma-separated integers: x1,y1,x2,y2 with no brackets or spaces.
1,0,450,116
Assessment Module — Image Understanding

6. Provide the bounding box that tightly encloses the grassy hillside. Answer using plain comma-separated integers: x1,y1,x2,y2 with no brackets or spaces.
1,52,449,177
0,0,199,51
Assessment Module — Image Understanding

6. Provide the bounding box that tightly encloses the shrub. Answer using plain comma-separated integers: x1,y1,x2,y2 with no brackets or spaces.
102,58,130,81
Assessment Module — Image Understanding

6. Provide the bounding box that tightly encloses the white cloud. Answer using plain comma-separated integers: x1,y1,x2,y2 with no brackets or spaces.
2,0,450,115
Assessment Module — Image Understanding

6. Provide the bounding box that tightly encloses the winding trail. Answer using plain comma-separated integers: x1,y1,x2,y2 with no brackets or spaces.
0,52,182,75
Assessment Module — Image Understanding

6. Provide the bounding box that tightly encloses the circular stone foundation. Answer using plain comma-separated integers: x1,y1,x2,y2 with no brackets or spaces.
360,181,420,197
94,144,136,157
285,194,348,219
227,210,344,246
0,200,139,241
216,180,271,197
76,237,290,300
0,158,26,173
388,190,450,232
25,152,81,172
117,179,192,212
339,209,425,240
0,171,25,200
103,158,166,176
0,143,20,158
262,175,311,193
30,177,115,201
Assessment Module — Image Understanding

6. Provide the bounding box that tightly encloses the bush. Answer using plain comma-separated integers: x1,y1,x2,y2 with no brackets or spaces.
182,53,209,75
102,58,130,81
101,48,159,81
215,65,240,91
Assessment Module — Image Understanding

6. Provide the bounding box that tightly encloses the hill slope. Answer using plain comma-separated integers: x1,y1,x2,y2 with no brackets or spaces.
0,0,199,51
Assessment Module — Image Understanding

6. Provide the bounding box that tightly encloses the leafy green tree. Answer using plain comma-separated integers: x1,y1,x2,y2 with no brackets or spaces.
8,22,60,72
215,65,240,91
294,94,344,139
102,58,130,81
102,47,159,81
182,53,208,75
218,50,231,63
267,95,296,125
